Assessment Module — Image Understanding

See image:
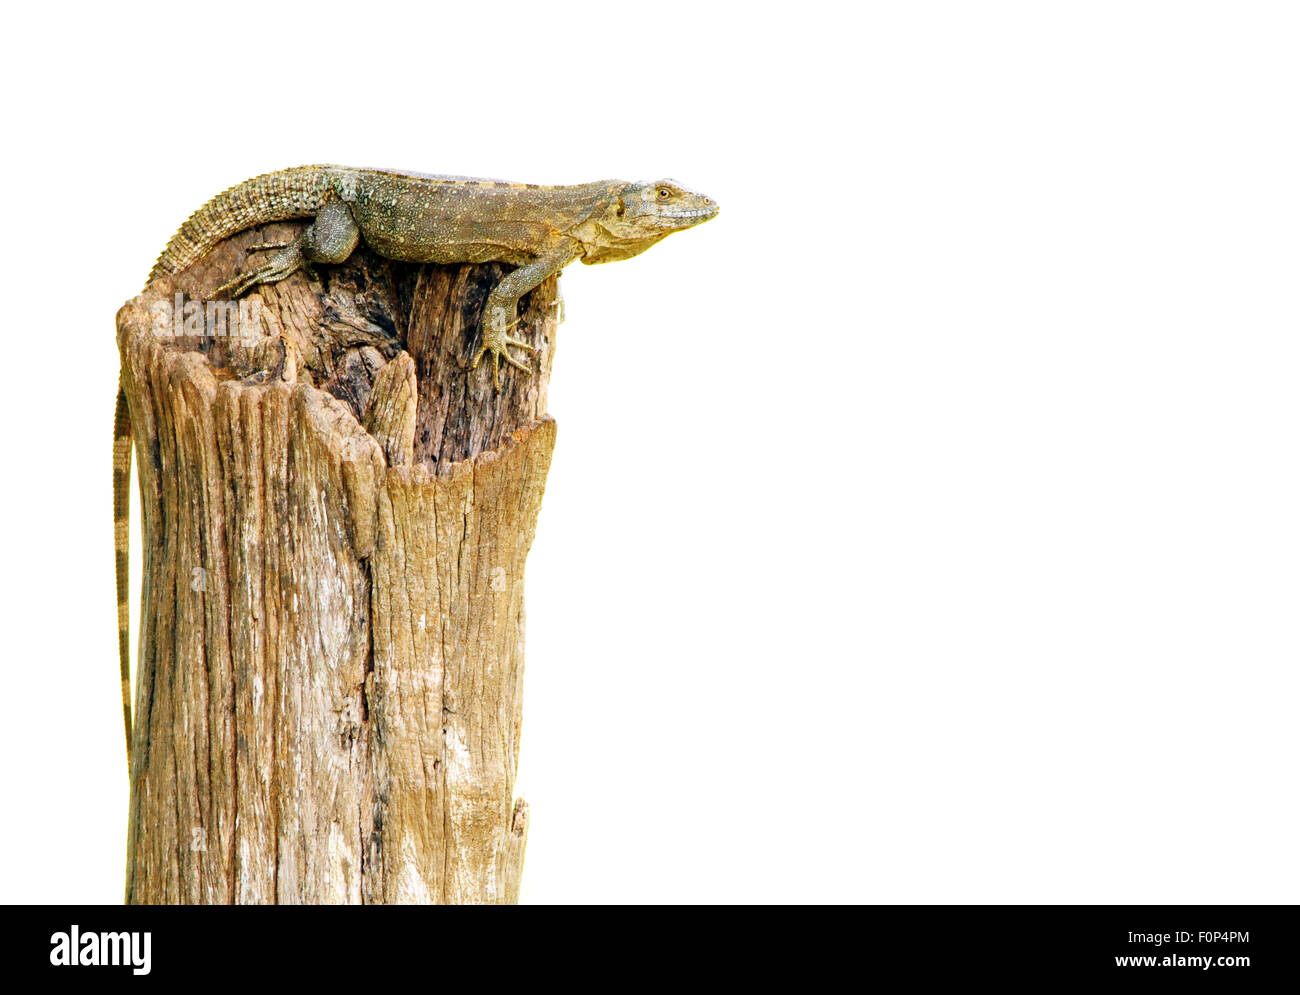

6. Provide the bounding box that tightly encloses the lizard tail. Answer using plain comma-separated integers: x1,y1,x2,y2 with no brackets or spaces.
146,164,336,285
114,384,133,774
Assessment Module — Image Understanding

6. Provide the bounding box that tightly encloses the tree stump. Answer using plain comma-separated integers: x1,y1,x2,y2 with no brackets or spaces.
118,221,560,903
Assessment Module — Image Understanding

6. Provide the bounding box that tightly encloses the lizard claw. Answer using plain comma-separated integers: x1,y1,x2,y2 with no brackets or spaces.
470,338,533,389
214,243,305,298
471,314,536,389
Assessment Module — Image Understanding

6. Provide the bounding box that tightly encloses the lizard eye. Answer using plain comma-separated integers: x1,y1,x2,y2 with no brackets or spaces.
657,187,673,199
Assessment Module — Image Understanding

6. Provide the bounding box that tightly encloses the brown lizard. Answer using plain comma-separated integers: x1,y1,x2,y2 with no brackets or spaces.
115,165,718,771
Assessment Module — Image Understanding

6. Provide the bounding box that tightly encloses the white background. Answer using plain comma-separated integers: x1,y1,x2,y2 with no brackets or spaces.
0,1,1296,904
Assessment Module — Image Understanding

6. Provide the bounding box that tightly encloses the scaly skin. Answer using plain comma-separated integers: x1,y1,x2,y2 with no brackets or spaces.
115,165,718,772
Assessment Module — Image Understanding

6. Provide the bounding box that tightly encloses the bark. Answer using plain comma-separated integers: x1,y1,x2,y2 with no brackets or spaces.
119,222,558,904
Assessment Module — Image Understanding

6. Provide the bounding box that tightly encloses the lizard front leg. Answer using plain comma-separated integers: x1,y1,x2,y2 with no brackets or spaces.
471,240,580,388
216,199,360,297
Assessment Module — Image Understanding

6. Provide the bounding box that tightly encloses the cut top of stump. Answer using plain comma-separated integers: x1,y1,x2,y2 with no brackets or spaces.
121,221,560,469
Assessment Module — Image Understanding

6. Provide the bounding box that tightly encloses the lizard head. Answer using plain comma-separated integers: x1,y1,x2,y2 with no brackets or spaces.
581,180,719,264
617,180,719,232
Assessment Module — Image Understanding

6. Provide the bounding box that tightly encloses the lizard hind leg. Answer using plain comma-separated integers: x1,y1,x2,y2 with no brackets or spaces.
215,199,361,298
300,198,361,265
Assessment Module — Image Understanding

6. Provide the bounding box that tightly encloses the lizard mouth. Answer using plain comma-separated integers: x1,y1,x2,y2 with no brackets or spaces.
658,206,718,220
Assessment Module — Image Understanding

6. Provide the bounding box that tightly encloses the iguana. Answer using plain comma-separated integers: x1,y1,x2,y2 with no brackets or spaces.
115,165,718,771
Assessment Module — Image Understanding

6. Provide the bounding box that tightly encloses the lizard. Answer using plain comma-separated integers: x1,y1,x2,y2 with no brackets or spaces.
115,165,718,772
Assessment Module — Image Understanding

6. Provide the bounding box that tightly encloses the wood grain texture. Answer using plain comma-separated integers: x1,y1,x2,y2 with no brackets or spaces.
119,225,558,903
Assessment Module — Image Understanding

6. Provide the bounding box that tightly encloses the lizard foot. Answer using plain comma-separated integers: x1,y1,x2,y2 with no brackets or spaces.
215,243,305,298
470,316,536,389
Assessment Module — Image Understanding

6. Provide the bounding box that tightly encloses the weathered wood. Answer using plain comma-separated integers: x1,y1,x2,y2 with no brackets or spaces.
119,222,557,903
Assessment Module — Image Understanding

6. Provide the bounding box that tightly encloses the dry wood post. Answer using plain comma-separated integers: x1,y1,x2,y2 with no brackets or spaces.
118,222,561,903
